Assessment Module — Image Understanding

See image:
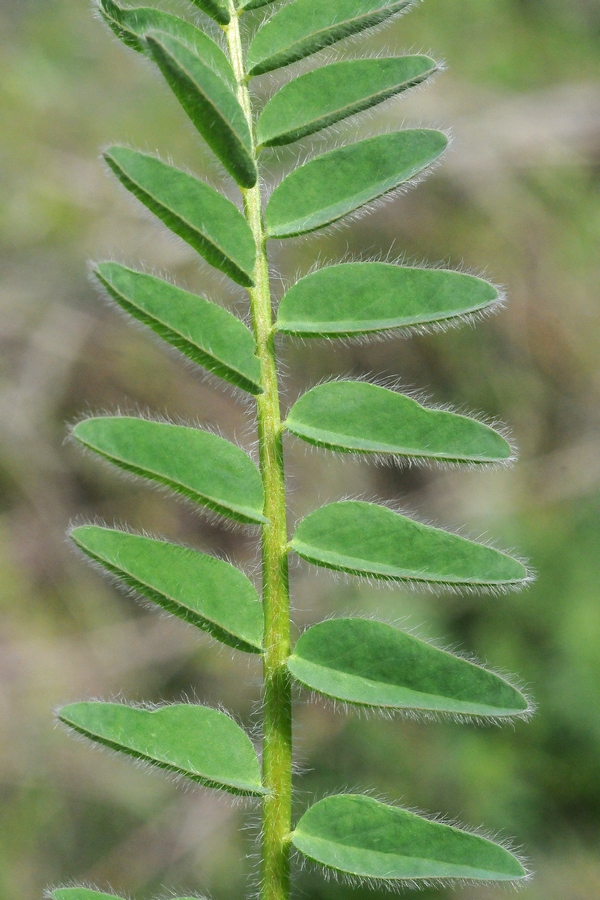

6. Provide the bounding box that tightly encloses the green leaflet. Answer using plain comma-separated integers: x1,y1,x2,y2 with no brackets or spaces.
247,0,411,76
285,381,511,462
266,130,447,238
291,501,528,587
51,893,198,900
50,891,123,900
276,263,500,337
72,417,267,525
71,526,264,653
95,263,262,394
187,0,230,26
50,892,197,900
292,795,527,882
288,618,529,717
257,56,437,147
104,147,256,287
58,702,265,795
146,32,257,188
97,0,236,88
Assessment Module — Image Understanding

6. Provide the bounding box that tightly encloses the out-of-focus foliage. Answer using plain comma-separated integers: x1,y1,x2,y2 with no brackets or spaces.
0,1,599,898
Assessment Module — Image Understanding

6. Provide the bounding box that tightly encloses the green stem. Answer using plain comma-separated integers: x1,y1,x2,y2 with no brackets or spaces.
225,10,292,900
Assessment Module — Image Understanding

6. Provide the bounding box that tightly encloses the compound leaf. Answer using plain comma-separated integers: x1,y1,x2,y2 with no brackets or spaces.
97,0,236,88
247,0,412,76
266,130,447,238
285,381,511,463
292,795,527,882
291,501,528,587
104,147,255,286
187,0,230,26
257,56,437,147
95,263,262,394
72,417,267,525
146,32,257,188
71,526,264,653
58,702,265,795
276,263,500,337
288,618,529,717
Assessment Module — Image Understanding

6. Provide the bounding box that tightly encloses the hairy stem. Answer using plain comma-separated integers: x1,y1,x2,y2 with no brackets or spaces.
225,9,292,900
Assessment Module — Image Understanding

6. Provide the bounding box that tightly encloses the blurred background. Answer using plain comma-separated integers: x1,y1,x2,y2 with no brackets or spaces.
1,0,599,898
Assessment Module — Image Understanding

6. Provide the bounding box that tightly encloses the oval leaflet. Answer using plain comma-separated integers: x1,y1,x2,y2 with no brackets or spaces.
104,147,256,287
266,130,448,238
51,891,125,900
58,702,265,795
146,31,257,188
72,416,267,525
289,618,529,717
286,380,511,463
292,794,527,882
257,56,437,147
248,0,412,76
97,0,236,87
71,526,264,653
292,501,528,587
95,263,262,394
276,262,500,336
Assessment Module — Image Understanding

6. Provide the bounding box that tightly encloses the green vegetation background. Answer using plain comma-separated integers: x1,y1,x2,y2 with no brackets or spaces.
1,0,599,897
